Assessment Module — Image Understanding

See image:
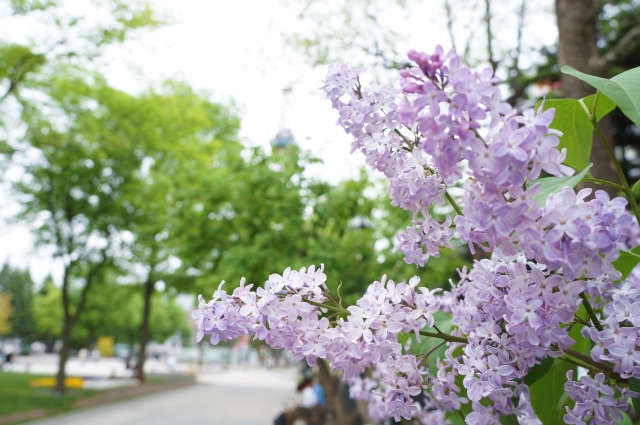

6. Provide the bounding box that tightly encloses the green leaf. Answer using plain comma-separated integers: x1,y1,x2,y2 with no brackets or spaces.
562,65,640,128
534,93,614,172
524,356,555,387
581,93,617,122
454,373,473,416
445,411,466,425
397,331,412,348
632,179,640,201
612,245,640,279
410,311,453,375
629,378,640,418
616,411,632,425
529,163,593,206
500,413,519,425
529,360,575,425
568,304,589,354
535,99,592,171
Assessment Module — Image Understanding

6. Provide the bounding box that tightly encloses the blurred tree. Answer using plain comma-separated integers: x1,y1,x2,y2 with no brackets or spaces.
117,81,241,381
282,0,412,69
33,279,63,348
0,0,163,393
0,0,162,105
0,265,37,341
189,144,467,302
554,0,619,196
9,70,156,392
0,291,12,335
283,0,533,100
75,282,190,349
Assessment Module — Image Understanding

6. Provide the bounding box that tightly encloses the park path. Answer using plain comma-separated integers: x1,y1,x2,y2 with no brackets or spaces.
26,368,299,425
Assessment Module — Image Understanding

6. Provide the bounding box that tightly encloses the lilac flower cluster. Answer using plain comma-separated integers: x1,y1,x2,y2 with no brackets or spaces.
564,371,637,424
320,47,640,423
322,46,571,265
194,45,640,425
348,359,450,424
193,266,454,421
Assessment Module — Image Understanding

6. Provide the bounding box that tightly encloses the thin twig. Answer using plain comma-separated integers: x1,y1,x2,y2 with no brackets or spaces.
579,293,604,332
483,0,497,72
445,191,464,216
304,299,349,315
418,341,446,366
559,355,599,374
419,330,467,344
443,0,457,52
582,177,624,191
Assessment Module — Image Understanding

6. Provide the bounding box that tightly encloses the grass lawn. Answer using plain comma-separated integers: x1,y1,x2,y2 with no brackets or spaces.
0,372,101,416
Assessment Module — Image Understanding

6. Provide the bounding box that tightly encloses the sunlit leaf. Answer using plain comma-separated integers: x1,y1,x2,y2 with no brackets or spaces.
581,93,616,122
536,99,592,171
562,65,640,128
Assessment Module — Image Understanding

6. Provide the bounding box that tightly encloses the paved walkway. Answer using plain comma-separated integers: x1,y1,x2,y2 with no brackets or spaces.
25,368,299,425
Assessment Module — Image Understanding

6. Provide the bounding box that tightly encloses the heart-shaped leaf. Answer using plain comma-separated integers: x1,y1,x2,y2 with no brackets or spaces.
536,99,592,171
581,93,616,121
562,66,640,128
529,163,593,207
535,94,614,172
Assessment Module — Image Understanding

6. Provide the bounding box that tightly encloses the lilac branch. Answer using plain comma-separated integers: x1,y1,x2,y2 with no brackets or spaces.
579,292,604,332
445,191,464,217
303,299,349,315
419,330,467,344
418,340,446,365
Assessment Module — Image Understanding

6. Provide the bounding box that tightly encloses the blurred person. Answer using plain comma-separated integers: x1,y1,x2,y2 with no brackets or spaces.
312,381,325,408
30,341,45,356
2,340,15,364
273,378,326,425
298,378,318,409
166,355,177,372
78,348,88,362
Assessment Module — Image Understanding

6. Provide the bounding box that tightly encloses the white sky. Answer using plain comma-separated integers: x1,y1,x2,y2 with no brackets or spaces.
0,0,557,286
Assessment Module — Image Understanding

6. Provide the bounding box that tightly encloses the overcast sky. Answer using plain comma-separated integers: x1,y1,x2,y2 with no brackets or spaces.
0,0,557,286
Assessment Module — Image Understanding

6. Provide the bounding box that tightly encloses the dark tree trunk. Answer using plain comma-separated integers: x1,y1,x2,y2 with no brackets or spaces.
45,331,53,353
136,275,154,382
55,315,73,393
53,254,106,393
316,358,361,425
555,0,620,197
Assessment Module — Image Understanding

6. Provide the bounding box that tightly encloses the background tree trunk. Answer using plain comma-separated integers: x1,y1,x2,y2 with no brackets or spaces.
54,316,73,393
316,359,361,425
136,275,154,382
556,0,620,197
